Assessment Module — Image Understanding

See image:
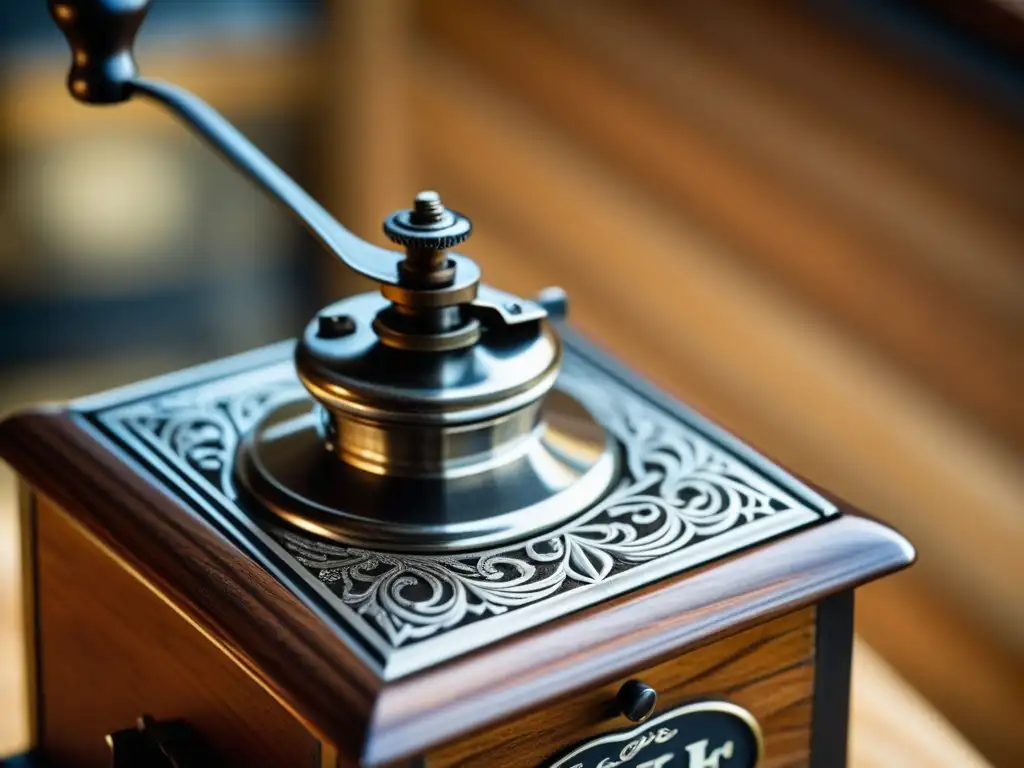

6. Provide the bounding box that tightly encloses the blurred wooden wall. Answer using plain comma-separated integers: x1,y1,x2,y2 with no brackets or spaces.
325,1,1023,765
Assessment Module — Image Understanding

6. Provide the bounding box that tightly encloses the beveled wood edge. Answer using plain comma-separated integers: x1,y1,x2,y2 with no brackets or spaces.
0,408,379,759
364,514,914,766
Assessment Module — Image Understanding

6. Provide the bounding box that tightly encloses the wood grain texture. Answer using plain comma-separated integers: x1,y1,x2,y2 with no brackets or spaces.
0,568,991,768
33,494,317,767
366,514,911,766
407,48,1022,652
428,607,816,768
419,0,1024,454
0,408,379,760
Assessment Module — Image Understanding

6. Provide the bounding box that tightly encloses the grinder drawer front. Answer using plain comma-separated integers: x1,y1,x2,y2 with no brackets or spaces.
427,607,816,768
30,494,319,768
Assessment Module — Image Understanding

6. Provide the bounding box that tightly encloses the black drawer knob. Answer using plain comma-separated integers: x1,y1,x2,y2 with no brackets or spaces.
107,715,220,768
616,679,658,723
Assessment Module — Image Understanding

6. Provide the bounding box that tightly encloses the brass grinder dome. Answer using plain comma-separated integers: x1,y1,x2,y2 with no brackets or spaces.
236,193,620,553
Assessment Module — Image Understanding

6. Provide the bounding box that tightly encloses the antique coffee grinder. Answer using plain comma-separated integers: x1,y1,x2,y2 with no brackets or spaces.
0,2,914,766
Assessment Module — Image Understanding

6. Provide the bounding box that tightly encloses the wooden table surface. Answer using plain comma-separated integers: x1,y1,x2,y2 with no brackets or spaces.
0,466,992,766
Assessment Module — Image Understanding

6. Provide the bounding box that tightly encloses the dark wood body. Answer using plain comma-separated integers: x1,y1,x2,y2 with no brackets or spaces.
29,494,319,768
18,480,865,768
430,605,820,767
0,352,913,766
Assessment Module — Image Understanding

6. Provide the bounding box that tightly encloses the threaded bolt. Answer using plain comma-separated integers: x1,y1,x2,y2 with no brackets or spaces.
382,190,472,252
405,191,447,277
410,190,446,225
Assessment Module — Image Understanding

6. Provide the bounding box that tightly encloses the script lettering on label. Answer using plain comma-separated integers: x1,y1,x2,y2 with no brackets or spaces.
593,729,666,768
545,701,759,768
684,739,735,768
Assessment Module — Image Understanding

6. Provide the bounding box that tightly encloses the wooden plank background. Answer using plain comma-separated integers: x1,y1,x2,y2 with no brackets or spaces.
321,2,1022,764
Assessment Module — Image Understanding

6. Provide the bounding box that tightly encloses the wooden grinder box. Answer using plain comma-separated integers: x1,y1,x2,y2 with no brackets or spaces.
0,2,914,766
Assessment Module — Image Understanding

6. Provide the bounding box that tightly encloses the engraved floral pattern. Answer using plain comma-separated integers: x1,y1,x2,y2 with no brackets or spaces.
272,362,805,646
126,376,298,500
96,354,831,651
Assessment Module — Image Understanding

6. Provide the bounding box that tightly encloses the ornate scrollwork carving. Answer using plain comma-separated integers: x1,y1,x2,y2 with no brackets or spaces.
95,352,832,653
273,359,810,646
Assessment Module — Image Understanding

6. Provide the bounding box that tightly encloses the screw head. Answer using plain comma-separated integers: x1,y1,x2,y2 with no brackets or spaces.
317,314,356,339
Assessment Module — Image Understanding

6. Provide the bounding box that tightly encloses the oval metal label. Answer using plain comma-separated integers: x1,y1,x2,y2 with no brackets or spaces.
539,701,763,768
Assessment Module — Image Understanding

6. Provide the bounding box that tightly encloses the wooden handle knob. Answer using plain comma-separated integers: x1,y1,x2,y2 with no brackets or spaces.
49,0,152,103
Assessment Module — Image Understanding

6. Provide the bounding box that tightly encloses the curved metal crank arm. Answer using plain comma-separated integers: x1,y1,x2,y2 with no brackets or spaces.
48,0,549,329
48,0,404,285
129,78,405,285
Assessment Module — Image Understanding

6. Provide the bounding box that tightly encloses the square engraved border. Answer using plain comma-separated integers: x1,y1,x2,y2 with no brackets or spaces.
79,334,836,679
